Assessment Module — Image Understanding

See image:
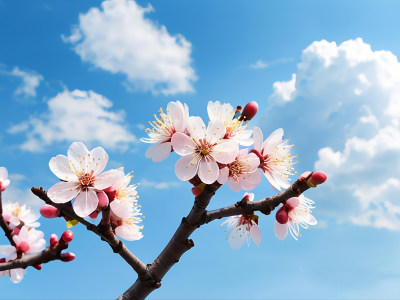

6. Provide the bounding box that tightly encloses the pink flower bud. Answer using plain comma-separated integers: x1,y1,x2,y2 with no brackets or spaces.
50,234,58,246
104,188,116,202
13,227,20,235
16,241,30,253
0,258,5,263
40,204,61,218
60,252,76,262
310,171,327,185
0,182,6,192
61,230,74,243
33,264,42,270
89,210,100,219
275,206,289,224
191,186,203,197
97,191,109,208
241,101,258,121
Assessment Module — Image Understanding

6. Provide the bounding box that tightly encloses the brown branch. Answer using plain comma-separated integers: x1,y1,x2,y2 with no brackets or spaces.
0,191,15,246
31,187,148,279
0,238,69,271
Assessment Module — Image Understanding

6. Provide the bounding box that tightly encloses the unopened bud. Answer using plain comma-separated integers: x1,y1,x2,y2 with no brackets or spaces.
61,230,74,243
33,264,42,270
97,191,109,208
50,234,59,246
310,171,327,185
0,258,6,263
16,241,30,253
40,204,61,218
60,252,75,262
13,227,20,235
191,186,203,197
240,101,258,121
89,210,100,220
275,206,288,224
104,187,116,202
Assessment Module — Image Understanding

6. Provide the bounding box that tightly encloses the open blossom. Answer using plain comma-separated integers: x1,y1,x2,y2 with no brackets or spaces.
0,226,45,283
142,101,189,162
207,101,253,146
274,195,317,240
172,117,239,184
112,206,143,241
2,203,40,229
0,167,10,192
221,193,261,249
48,142,119,218
218,149,262,192
252,127,296,191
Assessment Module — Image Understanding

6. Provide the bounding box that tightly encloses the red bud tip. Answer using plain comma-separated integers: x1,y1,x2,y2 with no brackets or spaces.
40,204,61,218
191,186,203,197
0,258,6,263
89,210,100,220
97,191,109,208
16,241,30,253
33,264,42,270
241,101,258,121
275,206,289,224
311,171,327,185
13,227,20,235
50,234,59,246
61,230,74,243
60,252,76,262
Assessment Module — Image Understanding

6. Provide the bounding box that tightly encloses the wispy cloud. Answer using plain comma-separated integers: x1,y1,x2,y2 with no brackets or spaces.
140,178,181,190
62,0,197,95
8,89,137,152
250,59,268,69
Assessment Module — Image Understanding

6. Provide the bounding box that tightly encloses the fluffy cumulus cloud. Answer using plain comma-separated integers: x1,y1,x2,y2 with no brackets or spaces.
263,38,400,230
8,89,136,152
11,67,43,97
62,0,196,95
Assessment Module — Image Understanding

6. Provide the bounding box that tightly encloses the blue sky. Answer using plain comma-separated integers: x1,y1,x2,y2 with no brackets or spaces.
1,0,400,299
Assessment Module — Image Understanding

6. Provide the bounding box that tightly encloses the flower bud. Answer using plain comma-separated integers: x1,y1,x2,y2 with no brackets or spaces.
16,241,30,253
275,206,289,224
240,101,258,121
50,234,59,246
191,186,203,197
40,204,61,218
60,252,75,262
13,227,20,235
310,171,327,185
104,187,116,202
0,258,6,263
97,191,109,208
61,230,74,243
33,264,42,270
89,210,100,220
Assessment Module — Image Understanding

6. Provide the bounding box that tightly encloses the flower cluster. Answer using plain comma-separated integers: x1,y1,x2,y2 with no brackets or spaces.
47,142,143,241
143,100,296,191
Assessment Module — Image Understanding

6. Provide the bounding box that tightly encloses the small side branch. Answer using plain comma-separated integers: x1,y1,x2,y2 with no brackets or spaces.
31,187,148,279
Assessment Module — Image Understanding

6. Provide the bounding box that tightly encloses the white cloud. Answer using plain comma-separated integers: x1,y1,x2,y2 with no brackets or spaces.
8,89,136,152
263,38,400,230
62,0,197,95
10,67,43,97
250,60,268,69
4,174,43,210
140,178,181,190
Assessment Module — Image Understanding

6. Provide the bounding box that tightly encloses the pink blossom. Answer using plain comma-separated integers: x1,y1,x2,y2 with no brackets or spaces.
172,117,239,184
0,167,10,192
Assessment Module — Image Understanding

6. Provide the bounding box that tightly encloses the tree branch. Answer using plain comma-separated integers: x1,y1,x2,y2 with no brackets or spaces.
31,187,148,279
0,191,15,246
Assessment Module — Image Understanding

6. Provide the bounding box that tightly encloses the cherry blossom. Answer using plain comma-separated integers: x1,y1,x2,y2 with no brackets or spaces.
251,127,296,191
0,167,10,192
221,193,261,249
111,203,143,241
142,101,189,162
274,195,317,240
217,149,261,192
47,142,119,217
172,117,239,184
2,203,40,229
207,101,253,146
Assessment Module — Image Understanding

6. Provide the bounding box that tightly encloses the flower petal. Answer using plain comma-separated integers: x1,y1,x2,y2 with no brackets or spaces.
187,116,206,141
94,169,120,190
171,133,196,156
48,181,80,203
217,167,229,184
252,126,263,152
175,154,200,181
73,189,98,217
206,119,226,143
262,128,284,155
198,157,219,184
212,140,239,164
67,142,91,173
250,224,262,246
145,142,172,162
227,224,249,249
49,155,78,182
89,146,109,175
0,245,16,258
274,221,288,240
10,268,24,283
115,225,143,241
110,200,130,219
0,167,9,181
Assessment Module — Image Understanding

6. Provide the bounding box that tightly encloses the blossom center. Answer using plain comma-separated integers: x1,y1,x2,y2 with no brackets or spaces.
229,160,244,180
78,170,95,188
201,148,209,155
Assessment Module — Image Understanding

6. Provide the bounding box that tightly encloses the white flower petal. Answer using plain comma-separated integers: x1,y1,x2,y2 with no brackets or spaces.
110,200,130,219
171,133,196,156
115,225,143,241
145,142,172,162
262,128,284,155
206,119,226,143
212,140,239,164
48,181,80,203
187,116,206,141
250,224,262,246
274,221,288,240
252,126,263,152
217,167,229,184
198,157,219,184
94,169,120,190
10,268,24,283
49,155,77,182
227,224,249,249
0,245,16,258
90,146,109,175
67,142,90,173
175,154,200,181
73,189,98,217
0,167,9,182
